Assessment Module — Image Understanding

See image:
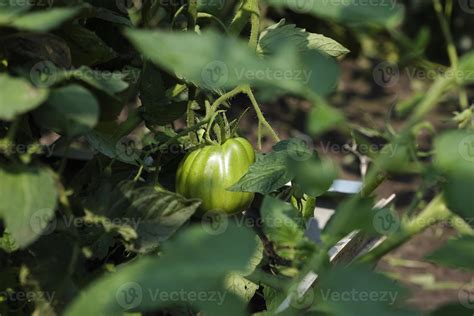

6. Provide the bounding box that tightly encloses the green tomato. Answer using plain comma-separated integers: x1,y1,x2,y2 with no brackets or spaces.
176,137,255,215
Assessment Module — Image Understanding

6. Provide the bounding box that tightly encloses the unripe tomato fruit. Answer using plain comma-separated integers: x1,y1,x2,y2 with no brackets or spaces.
176,137,255,215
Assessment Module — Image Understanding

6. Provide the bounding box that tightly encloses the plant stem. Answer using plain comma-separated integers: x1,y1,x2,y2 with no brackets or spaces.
357,195,451,264
207,86,244,118
247,0,260,51
197,12,229,33
433,0,469,109
244,86,280,146
229,0,259,35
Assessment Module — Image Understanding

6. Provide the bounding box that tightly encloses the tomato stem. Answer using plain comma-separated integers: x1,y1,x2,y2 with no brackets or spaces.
244,86,280,147
356,195,452,264
433,0,469,109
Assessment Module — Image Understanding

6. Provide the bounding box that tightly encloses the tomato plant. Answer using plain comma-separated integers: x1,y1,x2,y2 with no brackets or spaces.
0,0,473,315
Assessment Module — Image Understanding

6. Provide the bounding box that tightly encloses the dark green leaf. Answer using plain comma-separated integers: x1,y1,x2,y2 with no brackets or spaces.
59,24,117,66
316,265,417,316
261,196,306,260
267,0,404,28
258,19,349,57
0,74,48,120
322,197,379,243
139,62,186,125
65,223,259,316
434,131,474,223
126,29,339,97
8,7,81,32
430,303,473,316
0,166,58,248
33,84,99,137
426,236,474,271
85,181,201,253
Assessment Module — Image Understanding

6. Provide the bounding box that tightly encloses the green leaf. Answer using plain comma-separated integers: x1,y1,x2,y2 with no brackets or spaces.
65,223,259,316
316,265,417,316
84,131,141,165
0,74,48,120
229,142,294,194
426,236,474,271
258,19,350,57
139,62,186,125
431,303,474,316
434,130,474,176
85,181,201,253
307,101,346,135
59,24,118,66
322,197,379,243
434,131,474,223
33,84,99,137
125,29,339,97
0,166,58,248
290,155,338,197
9,7,81,32
230,138,332,195
459,51,474,83
62,66,129,96
0,230,19,253
267,0,404,28
261,196,306,260
0,0,29,24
